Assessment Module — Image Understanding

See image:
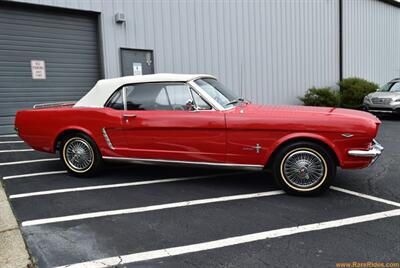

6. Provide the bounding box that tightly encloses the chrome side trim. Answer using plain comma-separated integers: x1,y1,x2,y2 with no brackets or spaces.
101,128,114,150
103,156,264,169
33,101,75,109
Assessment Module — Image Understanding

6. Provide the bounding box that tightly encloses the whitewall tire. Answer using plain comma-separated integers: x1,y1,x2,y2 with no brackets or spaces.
273,141,336,196
60,133,102,177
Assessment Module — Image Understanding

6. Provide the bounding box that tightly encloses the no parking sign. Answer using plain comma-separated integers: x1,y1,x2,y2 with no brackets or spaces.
31,60,46,80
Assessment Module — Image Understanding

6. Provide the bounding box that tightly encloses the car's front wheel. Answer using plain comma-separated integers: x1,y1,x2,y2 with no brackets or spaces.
272,141,336,196
60,133,102,177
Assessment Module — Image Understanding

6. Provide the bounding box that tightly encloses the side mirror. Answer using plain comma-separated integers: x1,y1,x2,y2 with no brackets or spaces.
185,99,198,111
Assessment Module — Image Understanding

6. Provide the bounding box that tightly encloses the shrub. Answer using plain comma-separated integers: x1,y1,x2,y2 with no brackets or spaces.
338,77,378,109
299,87,340,107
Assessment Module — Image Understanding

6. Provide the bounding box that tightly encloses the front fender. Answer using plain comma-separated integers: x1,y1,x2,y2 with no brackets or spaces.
265,132,343,167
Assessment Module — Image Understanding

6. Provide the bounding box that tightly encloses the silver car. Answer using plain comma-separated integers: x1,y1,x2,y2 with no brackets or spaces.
363,78,400,115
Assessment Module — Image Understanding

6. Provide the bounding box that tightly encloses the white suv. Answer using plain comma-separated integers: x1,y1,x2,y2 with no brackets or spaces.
363,78,400,115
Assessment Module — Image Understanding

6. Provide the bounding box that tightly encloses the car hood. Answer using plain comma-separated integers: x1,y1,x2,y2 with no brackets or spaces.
368,91,400,99
241,104,380,123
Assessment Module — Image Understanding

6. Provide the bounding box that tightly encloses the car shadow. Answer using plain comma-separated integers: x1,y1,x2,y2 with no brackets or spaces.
98,162,279,192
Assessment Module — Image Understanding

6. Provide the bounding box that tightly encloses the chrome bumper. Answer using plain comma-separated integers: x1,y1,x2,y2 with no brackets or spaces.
363,103,400,114
348,139,384,165
367,109,395,114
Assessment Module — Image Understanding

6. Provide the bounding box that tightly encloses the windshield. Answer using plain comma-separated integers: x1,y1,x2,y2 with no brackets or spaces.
378,81,400,92
194,78,239,108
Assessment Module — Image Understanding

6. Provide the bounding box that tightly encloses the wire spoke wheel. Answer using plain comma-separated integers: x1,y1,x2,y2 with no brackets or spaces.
64,138,94,172
282,150,325,189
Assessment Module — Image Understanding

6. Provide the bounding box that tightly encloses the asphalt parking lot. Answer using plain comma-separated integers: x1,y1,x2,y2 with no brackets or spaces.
1,117,399,268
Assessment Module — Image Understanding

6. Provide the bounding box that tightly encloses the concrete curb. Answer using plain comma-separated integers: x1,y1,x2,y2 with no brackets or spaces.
0,182,32,268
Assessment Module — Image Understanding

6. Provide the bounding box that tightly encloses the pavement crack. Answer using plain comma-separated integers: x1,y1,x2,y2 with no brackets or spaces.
256,256,270,266
97,260,112,267
163,248,172,257
373,158,393,180
116,256,123,267
57,232,76,244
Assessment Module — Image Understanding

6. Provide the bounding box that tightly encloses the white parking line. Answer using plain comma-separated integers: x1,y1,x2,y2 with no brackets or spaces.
0,149,34,153
0,141,24,144
55,208,400,268
0,134,18,137
3,170,67,180
331,186,400,208
0,158,59,166
9,172,246,198
21,190,285,226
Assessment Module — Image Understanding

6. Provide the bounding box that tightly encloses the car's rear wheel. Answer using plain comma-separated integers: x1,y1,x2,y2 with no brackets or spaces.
272,141,336,196
60,133,102,177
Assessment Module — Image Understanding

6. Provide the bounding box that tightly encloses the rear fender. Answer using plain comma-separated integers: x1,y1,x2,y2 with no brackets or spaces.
53,126,96,152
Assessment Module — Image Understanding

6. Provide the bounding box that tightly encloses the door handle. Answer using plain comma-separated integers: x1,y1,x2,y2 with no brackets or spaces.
123,114,137,118
122,114,137,122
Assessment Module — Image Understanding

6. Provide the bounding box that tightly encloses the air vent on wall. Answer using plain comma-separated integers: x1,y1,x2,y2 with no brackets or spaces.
115,12,126,24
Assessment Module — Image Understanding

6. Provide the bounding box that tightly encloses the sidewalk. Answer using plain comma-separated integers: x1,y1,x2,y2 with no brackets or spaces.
0,182,32,268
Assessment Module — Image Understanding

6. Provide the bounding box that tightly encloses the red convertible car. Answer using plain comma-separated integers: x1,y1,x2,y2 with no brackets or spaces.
15,74,383,195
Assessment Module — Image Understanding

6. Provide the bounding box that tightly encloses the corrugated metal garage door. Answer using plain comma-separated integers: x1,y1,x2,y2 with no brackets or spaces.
0,3,101,134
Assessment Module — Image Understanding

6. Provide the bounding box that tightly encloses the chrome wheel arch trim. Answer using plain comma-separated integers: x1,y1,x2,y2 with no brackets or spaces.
102,156,264,169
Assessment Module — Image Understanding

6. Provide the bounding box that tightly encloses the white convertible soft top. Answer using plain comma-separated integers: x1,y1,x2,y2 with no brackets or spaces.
74,73,216,108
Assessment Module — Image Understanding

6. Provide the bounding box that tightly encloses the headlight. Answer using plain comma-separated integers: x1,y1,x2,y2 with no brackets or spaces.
364,96,371,102
393,98,400,102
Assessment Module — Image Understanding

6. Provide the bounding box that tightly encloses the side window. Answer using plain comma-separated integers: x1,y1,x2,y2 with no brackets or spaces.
155,88,169,106
191,89,212,110
125,83,164,110
390,82,400,92
106,83,212,111
106,89,124,110
164,84,192,110
124,82,192,111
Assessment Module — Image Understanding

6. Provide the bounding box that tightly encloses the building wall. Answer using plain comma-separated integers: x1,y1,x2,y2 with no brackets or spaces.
343,0,400,85
10,0,399,104
11,0,340,105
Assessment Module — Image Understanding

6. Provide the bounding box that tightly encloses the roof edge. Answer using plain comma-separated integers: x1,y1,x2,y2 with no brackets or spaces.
379,0,400,8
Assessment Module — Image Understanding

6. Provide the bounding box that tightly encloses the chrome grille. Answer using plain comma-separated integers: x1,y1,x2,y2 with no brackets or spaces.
371,98,392,105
